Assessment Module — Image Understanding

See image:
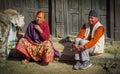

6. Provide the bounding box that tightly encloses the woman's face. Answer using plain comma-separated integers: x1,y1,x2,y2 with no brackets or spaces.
35,13,45,24
88,16,98,25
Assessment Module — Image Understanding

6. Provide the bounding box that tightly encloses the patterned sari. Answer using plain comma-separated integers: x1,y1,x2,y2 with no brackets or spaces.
16,38,54,63
16,21,60,63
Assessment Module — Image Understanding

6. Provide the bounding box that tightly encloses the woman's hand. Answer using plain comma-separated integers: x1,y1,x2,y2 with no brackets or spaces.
34,25,43,34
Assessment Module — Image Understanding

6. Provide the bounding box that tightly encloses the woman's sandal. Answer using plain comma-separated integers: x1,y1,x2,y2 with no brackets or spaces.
21,59,29,64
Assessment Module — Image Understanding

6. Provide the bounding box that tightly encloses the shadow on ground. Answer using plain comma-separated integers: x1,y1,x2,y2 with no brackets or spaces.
58,37,76,65
7,49,25,61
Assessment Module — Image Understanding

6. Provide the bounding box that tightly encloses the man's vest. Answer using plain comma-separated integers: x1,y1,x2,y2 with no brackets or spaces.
84,22,105,54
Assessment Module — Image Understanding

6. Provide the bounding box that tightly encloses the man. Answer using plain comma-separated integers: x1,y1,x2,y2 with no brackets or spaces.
72,10,105,70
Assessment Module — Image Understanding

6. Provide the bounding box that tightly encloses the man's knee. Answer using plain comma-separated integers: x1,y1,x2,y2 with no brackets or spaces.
79,39,89,45
75,38,82,45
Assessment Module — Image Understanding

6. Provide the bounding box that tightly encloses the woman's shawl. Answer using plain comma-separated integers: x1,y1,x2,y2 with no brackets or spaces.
24,21,43,43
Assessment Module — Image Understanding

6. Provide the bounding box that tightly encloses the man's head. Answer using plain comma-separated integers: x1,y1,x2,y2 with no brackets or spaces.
88,10,98,25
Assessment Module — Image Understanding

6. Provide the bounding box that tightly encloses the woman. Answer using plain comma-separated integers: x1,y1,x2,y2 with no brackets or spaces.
16,10,60,65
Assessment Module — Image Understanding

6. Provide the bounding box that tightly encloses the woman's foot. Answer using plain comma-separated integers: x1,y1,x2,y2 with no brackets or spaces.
41,61,49,66
21,59,29,65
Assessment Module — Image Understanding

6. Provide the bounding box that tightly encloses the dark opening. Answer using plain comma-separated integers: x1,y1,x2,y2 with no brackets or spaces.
106,0,111,38
48,0,52,34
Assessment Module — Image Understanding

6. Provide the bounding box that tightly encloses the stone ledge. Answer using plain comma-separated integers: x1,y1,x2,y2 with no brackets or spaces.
53,41,115,64
4,48,115,65
4,37,117,65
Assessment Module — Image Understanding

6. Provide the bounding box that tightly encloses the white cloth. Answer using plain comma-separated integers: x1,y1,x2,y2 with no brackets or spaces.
84,22,105,54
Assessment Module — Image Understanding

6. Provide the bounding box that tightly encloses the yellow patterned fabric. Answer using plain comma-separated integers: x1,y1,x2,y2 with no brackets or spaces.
16,38,54,63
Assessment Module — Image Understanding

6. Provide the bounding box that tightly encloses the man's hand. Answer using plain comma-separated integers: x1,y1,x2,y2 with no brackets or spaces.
71,41,85,51
76,45,85,51
71,41,75,47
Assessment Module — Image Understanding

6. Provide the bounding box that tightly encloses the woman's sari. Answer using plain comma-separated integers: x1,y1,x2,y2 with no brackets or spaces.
16,21,60,63
16,38,54,63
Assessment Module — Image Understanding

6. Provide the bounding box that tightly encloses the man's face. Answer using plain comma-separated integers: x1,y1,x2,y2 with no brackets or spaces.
35,13,45,24
88,16,98,25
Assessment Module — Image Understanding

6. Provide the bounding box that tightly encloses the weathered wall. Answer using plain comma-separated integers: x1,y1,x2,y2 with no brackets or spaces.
53,0,65,37
0,0,120,41
115,0,120,41
0,0,49,33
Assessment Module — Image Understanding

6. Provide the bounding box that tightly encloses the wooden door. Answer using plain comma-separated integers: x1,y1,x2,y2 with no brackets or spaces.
66,0,107,37
66,0,81,36
82,0,107,35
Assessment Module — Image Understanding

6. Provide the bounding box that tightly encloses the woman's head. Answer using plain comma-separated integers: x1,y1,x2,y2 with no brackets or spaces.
35,10,46,24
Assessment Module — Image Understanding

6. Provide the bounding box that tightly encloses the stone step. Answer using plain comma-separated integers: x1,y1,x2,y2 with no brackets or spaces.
6,37,116,65
8,49,115,65
52,40,115,64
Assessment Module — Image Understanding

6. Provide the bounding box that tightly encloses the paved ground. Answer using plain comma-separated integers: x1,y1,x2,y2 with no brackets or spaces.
0,57,105,74
0,38,120,74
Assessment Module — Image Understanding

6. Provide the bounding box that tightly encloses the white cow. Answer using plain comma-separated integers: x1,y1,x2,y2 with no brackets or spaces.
7,15,25,55
0,9,25,56
3,9,25,56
